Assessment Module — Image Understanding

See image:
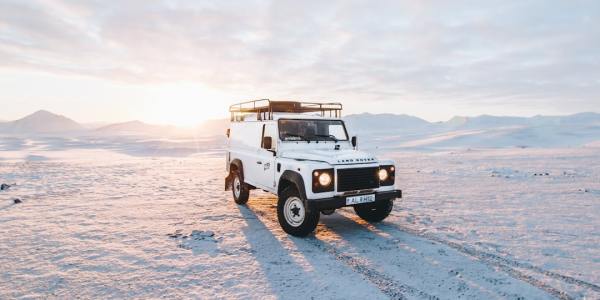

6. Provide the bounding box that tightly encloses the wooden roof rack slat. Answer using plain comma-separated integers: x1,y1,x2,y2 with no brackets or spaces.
229,99,342,121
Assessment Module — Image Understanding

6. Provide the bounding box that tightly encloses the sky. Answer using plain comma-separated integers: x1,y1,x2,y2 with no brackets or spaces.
1,0,599,126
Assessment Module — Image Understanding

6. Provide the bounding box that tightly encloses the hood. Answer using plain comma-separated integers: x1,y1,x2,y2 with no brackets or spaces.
281,149,378,165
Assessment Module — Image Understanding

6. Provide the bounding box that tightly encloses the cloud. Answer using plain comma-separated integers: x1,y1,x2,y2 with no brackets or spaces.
1,0,599,117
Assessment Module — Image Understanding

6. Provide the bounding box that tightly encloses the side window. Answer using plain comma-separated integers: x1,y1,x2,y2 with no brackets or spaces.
230,123,262,149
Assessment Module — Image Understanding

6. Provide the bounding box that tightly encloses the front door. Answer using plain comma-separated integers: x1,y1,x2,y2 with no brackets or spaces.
256,123,277,192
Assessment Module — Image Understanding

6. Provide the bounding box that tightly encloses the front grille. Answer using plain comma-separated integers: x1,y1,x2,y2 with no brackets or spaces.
337,167,379,192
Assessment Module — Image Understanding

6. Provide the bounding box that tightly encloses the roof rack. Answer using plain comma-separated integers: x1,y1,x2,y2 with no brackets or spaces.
229,99,342,121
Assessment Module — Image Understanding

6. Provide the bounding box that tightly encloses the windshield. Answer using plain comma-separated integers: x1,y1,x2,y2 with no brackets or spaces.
278,119,349,142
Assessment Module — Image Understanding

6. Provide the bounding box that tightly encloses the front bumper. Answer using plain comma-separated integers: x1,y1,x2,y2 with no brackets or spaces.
307,189,402,211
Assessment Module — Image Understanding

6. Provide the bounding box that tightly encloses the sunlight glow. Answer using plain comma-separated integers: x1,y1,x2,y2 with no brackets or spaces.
143,82,230,126
0,70,233,126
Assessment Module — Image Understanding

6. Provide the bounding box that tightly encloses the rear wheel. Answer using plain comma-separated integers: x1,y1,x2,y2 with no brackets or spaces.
231,171,249,205
277,186,319,237
321,209,335,215
353,199,393,222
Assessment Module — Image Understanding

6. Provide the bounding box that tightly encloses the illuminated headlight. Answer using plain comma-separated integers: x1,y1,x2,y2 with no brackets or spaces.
318,172,332,186
378,169,389,181
379,165,395,186
312,169,334,193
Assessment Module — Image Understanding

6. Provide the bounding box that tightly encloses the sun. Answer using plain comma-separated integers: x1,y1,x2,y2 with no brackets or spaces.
143,82,230,127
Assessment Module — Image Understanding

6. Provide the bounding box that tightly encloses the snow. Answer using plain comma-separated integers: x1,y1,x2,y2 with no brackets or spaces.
386,148,600,298
1,110,599,298
1,140,599,299
94,120,181,137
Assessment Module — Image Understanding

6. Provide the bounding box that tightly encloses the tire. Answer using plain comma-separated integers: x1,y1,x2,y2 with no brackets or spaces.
231,171,249,205
353,199,393,222
321,209,335,215
277,186,319,237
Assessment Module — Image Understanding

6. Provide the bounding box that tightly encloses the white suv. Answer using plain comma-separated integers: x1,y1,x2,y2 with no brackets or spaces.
225,100,401,236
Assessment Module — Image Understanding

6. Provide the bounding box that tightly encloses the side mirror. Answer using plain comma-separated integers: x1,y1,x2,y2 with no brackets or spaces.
226,128,230,138
351,136,357,148
262,136,272,150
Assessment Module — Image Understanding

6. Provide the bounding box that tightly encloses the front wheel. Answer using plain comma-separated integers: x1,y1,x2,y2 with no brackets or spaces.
277,186,319,237
353,199,393,222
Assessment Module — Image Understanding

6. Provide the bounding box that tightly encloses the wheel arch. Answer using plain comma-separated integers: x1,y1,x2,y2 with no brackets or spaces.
225,159,244,191
230,159,244,178
278,170,307,201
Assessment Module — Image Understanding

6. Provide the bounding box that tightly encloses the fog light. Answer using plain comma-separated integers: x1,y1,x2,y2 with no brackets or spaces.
378,169,389,181
318,172,332,186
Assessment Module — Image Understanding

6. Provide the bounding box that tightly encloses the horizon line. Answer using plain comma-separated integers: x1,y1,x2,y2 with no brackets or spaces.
2,109,599,128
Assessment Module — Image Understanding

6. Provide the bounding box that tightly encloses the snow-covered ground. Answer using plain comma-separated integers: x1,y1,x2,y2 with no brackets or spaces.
1,146,599,299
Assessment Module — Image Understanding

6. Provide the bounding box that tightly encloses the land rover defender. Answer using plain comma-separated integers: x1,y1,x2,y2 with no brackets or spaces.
225,100,402,236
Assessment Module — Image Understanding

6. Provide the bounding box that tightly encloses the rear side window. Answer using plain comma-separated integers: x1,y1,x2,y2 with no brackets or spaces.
230,123,262,149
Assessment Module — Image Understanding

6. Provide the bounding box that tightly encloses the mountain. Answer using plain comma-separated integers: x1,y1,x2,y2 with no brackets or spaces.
441,113,600,129
344,113,432,133
442,115,529,129
95,120,181,136
552,112,600,126
0,110,84,134
1,109,598,149
359,112,600,150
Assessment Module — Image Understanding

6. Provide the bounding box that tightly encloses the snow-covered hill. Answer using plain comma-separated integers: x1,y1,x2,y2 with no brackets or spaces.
441,112,600,129
351,112,600,149
0,110,84,134
1,110,599,149
344,113,432,133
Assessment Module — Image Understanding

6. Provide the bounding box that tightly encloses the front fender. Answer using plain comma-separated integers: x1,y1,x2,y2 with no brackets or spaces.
278,170,307,200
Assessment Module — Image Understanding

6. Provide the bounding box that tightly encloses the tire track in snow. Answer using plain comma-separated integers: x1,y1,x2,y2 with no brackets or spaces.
376,221,599,300
304,236,438,300
248,197,596,299
248,205,438,300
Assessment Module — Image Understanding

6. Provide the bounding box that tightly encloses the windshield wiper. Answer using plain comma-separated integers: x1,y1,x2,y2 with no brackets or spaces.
314,134,338,142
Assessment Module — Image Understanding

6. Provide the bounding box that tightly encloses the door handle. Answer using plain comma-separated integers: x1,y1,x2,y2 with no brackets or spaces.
256,161,262,164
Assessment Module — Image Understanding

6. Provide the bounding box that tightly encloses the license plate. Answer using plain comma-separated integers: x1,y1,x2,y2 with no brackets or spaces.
346,194,376,205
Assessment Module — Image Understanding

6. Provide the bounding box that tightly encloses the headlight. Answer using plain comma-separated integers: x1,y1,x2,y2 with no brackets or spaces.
312,169,334,193
318,172,332,186
378,169,389,181
379,165,395,186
